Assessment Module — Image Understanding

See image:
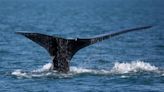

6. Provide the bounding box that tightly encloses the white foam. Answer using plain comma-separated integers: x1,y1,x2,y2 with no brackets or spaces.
70,67,94,73
11,61,160,78
120,75,129,78
32,63,52,72
42,63,52,70
11,63,53,78
11,69,31,78
70,66,111,75
111,61,158,74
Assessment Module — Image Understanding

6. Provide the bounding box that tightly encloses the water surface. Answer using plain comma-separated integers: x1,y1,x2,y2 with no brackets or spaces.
0,0,164,92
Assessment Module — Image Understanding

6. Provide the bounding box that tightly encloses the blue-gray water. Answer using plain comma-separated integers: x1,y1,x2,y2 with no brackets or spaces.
0,0,164,92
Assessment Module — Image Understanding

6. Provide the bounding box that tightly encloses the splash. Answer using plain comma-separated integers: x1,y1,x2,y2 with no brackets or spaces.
12,69,30,78
111,61,158,74
32,63,52,72
11,61,161,78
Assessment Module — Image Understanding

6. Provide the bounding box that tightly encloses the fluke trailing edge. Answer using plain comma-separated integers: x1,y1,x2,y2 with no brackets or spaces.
16,25,153,73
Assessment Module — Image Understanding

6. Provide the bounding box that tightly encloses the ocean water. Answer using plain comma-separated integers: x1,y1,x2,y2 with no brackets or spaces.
0,0,164,92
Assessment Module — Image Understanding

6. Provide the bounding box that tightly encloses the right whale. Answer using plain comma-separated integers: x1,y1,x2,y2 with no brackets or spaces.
16,25,153,73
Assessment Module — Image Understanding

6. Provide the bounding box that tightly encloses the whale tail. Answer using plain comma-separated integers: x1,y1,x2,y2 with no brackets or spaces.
16,25,153,72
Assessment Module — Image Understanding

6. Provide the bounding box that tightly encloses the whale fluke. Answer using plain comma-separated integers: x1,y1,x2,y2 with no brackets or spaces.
16,25,153,73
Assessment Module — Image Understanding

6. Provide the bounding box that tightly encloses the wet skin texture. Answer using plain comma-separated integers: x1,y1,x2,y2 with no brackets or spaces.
16,25,152,73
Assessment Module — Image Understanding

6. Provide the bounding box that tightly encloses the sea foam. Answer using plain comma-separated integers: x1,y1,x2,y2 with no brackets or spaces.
110,61,158,74
11,61,160,78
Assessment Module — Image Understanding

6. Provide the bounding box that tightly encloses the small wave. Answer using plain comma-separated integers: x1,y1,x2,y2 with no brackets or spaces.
70,66,111,75
11,61,161,78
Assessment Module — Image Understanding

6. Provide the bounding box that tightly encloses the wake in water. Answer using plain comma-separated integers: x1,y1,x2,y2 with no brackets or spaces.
11,60,163,79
